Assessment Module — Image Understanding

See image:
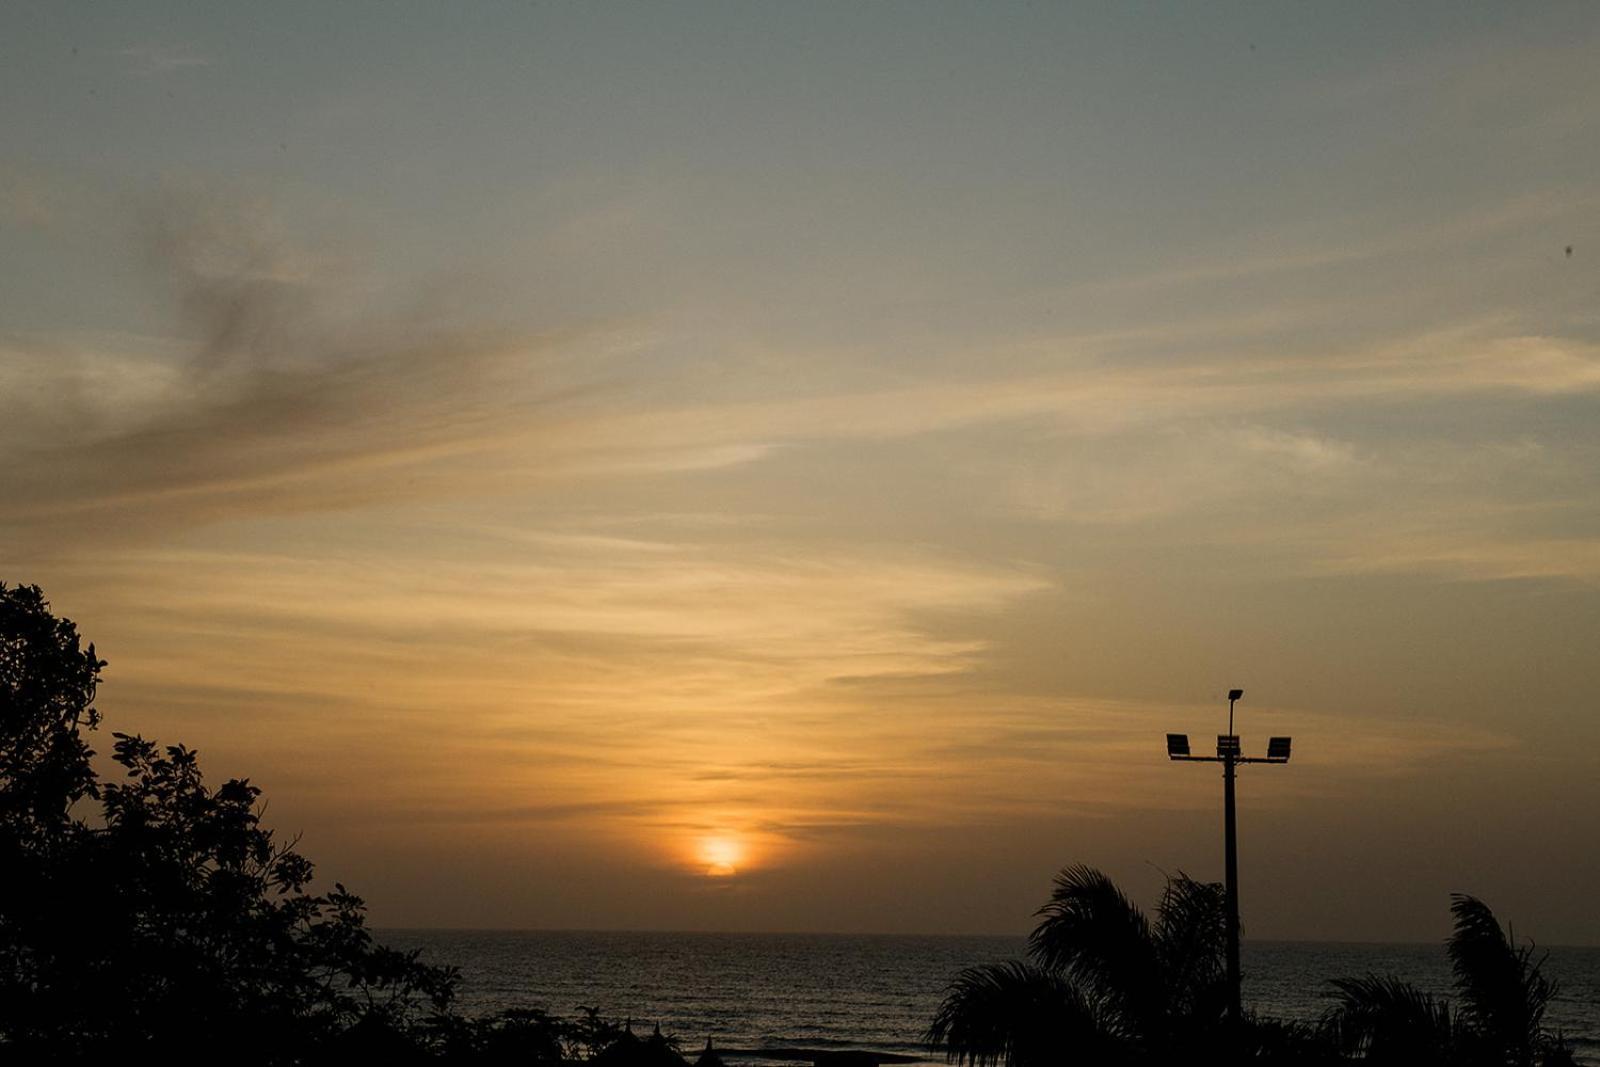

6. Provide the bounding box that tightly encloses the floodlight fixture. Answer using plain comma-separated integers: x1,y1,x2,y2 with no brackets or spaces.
1167,733,1191,759
1228,688,1244,701
1266,737,1292,763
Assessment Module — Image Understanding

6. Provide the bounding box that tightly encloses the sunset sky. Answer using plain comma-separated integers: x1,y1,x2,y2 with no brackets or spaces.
4,2,1599,943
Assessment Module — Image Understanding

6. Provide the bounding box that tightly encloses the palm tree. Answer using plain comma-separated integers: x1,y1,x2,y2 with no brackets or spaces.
927,865,1232,1065
1324,894,1575,1066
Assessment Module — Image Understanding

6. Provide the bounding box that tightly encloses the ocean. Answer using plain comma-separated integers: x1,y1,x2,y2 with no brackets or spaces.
383,931,1600,1063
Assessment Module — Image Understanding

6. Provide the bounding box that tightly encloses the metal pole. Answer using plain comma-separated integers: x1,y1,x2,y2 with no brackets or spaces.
1223,743,1241,1033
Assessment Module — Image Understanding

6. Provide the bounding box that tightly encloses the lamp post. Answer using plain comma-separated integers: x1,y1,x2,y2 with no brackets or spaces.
1165,688,1292,1036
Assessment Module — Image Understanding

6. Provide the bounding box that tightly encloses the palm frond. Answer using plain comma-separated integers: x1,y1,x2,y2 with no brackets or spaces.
1241,1012,1343,1065
1323,974,1458,1065
926,961,1120,1067
1448,894,1556,1066
1027,865,1161,1032
1152,873,1227,1019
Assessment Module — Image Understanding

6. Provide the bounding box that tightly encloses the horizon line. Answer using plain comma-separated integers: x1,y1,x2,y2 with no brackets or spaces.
371,926,1600,951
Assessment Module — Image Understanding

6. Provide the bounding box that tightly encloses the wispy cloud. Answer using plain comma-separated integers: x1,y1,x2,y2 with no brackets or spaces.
0,194,625,548
7,192,1595,887
9,190,1599,587
1318,534,1600,586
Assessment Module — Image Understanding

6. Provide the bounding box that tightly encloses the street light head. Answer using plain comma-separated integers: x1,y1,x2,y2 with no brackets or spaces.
1266,736,1292,763
1166,733,1191,759
1228,688,1244,702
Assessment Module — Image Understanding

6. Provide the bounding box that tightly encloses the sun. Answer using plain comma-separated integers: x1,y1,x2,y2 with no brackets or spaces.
696,834,746,877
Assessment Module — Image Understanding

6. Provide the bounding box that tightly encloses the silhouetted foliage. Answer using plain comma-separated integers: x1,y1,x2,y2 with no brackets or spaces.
0,583,718,1063
0,582,103,837
694,1037,727,1067
1325,974,1460,1065
1323,895,1575,1066
565,1005,635,1061
1238,1013,1345,1064
431,1007,570,1066
928,864,1330,1065
0,583,460,1062
928,865,1349,1065
592,1022,689,1067
440,1008,690,1067
929,958,1120,1067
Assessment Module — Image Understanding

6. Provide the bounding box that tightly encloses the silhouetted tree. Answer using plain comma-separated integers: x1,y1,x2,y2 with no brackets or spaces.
0,583,103,838
564,1005,633,1061
1324,894,1575,1066
0,583,456,1062
932,866,1203,1064
928,865,1336,1066
591,1022,689,1067
694,1037,727,1067
431,1007,570,1066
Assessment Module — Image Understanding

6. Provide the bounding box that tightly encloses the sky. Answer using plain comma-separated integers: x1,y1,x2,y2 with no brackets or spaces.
3,1,1599,944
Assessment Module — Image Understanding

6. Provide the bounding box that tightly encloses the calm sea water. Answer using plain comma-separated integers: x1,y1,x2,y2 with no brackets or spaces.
384,931,1600,1063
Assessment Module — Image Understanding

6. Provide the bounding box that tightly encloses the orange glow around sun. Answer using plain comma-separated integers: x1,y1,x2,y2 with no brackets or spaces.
696,834,746,877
